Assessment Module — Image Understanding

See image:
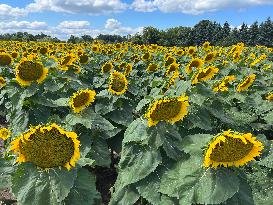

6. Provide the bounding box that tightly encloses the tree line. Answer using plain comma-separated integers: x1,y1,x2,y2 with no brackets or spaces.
0,18,273,47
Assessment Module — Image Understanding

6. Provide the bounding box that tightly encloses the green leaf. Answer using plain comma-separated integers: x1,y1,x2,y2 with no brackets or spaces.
123,118,149,144
77,158,95,167
179,134,214,156
263,111,273,124
88,137,111,167
117,144,161,189
65,168,101,205
0,160,13,190
159,157,202,199
109,184,140,205
193,169,240,204
66,109,115,132
11,163,77,205
224,177,254,205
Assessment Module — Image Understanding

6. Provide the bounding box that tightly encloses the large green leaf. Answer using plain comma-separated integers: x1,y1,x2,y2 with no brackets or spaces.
65,168,100,205
123,118,149,144
11,163,77,205
224,177,254,205
193,169,240,204
109,184,140,205
0,160,13,190
88,137,111,167
179,134,214,156
66,109,115,132
117,144,161,189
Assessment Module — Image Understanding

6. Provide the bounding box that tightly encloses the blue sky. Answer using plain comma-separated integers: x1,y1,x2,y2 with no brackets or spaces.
0,0,273,39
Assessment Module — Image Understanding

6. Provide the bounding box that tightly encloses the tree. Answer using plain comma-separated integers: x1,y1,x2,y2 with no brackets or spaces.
142,27,162,44
258,17,273,47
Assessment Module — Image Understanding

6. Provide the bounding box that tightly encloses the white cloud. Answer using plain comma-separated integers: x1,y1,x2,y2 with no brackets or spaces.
0,4,27,20
131,0,157,12
104,18,143,36
131,0,273,14
105,19,122,29
0,19,143,40
27,0,127,15
58,21,91,29
0,21,48,30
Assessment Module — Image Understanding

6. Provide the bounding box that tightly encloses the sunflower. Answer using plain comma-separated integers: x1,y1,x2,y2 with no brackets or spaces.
192,66,219,85
142,52,152,61
145,95,189,127
39,47,48,55
0,128,11,140
185,58,204,74
204,52,215,63
147,63,158,73
266,93,273,101
10,123,80,170
78,53,89,64
204,130,264,168
213,75,236,92
108,71,128,95
124,63,133,76
11,51,19,59
236,74,256,92
202,41,210,50
58,53,77,71
101,62,114,73
0,76,6,88
164,56,176,67
175,49,184,56
187,46,196,55
69,89,96,113
92,45,100,53
15,58,48,87
0,52,13,66
165,62,180,76
165,70,180,90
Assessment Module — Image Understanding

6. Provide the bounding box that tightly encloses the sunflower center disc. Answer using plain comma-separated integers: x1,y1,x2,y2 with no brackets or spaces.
73,92,90,108
111,75,126,92
18,61,44,81
0,54,12,66
210,137,254,162
150,100,182,121
20,128,74,168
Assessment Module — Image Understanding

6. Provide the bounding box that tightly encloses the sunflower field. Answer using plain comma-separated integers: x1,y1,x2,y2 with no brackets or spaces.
0,40,273,205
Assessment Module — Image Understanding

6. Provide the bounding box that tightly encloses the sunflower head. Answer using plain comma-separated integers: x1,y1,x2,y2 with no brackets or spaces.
69,89,96,113
204,52,215,63
203,41,210,49
124,63,133,76
145,95,189,127
15,58,48,87
192,66,219,85
10,124,80,170
102,62,114,73
164,56,176,67
187,46,196,55
165,62,179,76
108,71,128,95
204,130,264,168
39,47,48,55
0,76,7,88
186,58,204,74
236,74,256,92
213,75,236,92
147,63,158,73
0,128,11,140
142,52,151,61
0,52,13,66
78,54,89,64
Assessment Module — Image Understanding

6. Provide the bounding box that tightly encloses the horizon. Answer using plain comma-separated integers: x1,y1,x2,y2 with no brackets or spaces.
1,1,273,40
